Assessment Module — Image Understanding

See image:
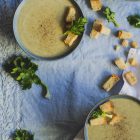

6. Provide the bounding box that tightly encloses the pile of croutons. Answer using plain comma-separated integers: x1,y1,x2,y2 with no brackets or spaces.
65,1,139,92
89,101,125,126
89,0,139,91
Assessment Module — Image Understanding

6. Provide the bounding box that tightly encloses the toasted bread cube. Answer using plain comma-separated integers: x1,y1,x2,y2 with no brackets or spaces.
103,75,120,92
93,20,103,32
121,39,129,47
90,117,107,126
109,115,125,125
124,71,137,86
100,101,114,113
66,6,76,23
90,29,100,39
90,20,103,39
114,58,127,70
90,0,102,11
99,24,111,35
129,58,138,67
130,41,138,48
64,32,78,46
118,31,133,39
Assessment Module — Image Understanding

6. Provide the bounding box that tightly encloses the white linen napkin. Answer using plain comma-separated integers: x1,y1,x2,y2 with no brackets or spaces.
74,48,140,140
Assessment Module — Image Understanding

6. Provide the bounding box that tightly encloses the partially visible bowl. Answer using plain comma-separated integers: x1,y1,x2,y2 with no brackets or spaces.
84,95,140,140
13,0,84,60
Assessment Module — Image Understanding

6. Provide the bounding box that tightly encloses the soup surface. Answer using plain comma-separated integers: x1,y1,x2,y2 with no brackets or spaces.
17,0,78,58
87,98,140,140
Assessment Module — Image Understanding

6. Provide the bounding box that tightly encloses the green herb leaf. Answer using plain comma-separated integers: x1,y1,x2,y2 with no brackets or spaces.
92,108,104,119
103,7,119,27
13,129,34,140
3,56,49,98
127,15,140,28
91,108,112,119
65,17,88,35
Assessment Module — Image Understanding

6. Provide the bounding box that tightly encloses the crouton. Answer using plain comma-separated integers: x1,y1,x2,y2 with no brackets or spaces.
103,75,120,92
64,32,78,46
130,41,138,48
90,20,102,38
117,31,133,39
93,20,103,32
90,117,107,126
129,58,138,67
100,101,114,113
90,29,100,39
114,58,127,70
124,71,137,86
121,39,129,47
90,0,102,11
99,24,111,35
66,6,76,23
90,20,110,38
109,115,125,125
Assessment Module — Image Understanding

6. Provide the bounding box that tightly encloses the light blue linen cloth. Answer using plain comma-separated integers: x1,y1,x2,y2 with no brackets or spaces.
0,0,140,140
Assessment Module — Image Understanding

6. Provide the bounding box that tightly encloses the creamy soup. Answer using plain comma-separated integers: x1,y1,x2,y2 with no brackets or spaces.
87,98,140,140
17,0,80,58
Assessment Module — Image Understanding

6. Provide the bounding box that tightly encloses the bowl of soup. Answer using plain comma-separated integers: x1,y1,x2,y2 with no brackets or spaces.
13,0,84,60
84,95,140,140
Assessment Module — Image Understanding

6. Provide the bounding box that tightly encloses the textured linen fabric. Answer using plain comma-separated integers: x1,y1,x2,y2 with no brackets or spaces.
0,0,140,140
